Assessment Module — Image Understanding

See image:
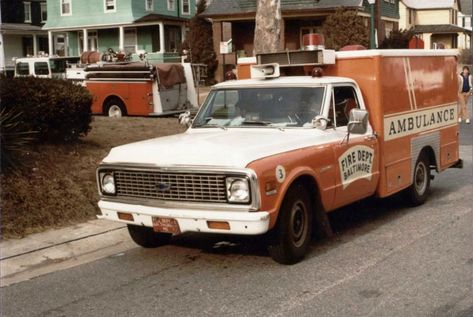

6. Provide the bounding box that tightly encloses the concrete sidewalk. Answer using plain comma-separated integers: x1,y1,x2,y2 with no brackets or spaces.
0,220,136,287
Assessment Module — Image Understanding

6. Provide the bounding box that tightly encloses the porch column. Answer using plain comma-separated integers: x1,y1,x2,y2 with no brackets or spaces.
48,31,53,55
33,34,38,56
158,22,165,53
118,26,124,52
83,29,88,52
181,25,186,42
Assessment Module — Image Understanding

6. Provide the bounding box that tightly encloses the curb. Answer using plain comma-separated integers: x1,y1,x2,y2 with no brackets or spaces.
0,219,136,287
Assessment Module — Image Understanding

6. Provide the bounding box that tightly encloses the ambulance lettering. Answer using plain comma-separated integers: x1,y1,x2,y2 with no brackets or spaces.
384,104,457,141
338,145,374,189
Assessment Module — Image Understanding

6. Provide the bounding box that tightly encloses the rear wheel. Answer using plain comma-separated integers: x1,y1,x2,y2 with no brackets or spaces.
267,183,313,264
404,152,431,206
127,224,172,248
104,98,126,118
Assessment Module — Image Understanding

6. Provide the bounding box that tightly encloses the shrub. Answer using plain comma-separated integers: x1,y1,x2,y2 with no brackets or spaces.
0,107,37,172
0,77,92,143
322,8,369,51
182,0,218,84
379,29,414,49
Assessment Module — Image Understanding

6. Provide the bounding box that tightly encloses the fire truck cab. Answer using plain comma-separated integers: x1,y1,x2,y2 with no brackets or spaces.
95,48,462,264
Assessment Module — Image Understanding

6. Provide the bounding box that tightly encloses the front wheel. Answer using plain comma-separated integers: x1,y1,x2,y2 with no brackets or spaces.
267,183,313,264
404,152,431,206
127,224,172,248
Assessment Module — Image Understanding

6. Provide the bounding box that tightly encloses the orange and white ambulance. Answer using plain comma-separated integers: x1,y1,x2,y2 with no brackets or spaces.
95,47,462,264
85,62,198,117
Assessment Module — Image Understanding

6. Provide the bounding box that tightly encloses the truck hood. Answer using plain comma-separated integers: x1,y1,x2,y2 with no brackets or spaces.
102,128,334,168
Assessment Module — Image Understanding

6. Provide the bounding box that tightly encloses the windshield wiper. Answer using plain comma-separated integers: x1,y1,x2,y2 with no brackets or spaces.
193,123,227,130
241,120,273,126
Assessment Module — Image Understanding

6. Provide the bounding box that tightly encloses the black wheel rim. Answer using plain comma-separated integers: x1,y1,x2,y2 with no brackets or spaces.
290,200,308,248
414,161,427,195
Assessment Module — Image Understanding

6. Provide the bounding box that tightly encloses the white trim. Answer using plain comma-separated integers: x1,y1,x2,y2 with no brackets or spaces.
167,0,175,11
181,0,190,15
60,0,72,16
381,16,400,22
40,2,47,22
43,20,185,31
402,58,414,110
23,2,32,23
335,49,459,59
104,0,117,13
145,0,154,11
406,58,417,109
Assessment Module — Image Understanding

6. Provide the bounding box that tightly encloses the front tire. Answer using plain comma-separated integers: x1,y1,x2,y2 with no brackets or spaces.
268,183,313,264
405,152,431,206
127,224,172,248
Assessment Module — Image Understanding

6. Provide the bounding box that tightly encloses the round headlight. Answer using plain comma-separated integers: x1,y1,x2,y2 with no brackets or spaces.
102,174,116,194
228,179,249,202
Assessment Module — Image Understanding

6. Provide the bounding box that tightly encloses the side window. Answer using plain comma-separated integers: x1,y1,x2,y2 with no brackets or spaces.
34,62,50,75
328,86,360,128
16,62,30,76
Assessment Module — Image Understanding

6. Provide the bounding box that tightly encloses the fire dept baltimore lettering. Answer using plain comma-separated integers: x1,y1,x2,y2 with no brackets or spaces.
384,104,457,141
338,145,374,189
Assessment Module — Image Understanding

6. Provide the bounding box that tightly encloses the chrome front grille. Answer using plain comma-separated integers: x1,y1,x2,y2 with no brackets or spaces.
113,170,228,203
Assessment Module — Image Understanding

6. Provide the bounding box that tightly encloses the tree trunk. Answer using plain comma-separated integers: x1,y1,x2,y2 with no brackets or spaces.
253,0,281,54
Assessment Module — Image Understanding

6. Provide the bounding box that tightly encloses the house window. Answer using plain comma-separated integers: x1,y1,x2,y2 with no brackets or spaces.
24,2,31,23
104,0,116,12
182,0,190,14
41,3,47,22
61,0,71,16
167,0,175,11
124,28,137,54
146,0,154,11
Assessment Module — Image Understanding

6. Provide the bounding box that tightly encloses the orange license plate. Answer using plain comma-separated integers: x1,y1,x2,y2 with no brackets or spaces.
152,217,180,235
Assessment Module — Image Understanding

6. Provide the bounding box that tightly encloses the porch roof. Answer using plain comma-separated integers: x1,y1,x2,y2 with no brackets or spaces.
0,23,45,33
134,14,189,23
203,0,363,18
412,24,472,35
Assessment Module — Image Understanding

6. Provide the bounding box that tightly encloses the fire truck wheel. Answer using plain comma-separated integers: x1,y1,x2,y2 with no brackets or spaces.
104,99,126,118
267,183,313,264
127,224,172,248
405,152,431,206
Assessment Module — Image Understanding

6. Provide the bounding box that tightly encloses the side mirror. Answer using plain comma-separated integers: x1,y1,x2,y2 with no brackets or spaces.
312,115,329,130
347,109,369,134
178,111,192,127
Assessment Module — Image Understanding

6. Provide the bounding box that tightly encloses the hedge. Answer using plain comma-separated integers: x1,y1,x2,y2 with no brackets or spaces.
0,77,93,143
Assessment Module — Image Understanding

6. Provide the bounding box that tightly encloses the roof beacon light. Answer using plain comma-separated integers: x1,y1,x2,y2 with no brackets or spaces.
250,63,280,80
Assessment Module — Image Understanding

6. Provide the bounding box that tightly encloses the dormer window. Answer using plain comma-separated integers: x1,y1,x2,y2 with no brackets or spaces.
181,0,189,15
61,0,71,16
105,0,116,12
146,0,154,11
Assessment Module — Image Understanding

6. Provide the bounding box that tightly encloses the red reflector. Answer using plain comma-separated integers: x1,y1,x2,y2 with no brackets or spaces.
117,212,134,221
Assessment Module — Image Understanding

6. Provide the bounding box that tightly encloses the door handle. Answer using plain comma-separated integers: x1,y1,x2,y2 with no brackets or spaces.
364,134,377,141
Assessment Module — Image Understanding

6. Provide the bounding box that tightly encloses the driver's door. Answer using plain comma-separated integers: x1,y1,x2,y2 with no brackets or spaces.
327,85,380,209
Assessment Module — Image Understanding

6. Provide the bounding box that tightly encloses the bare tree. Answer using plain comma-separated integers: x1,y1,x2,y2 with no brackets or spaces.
253,0,281,54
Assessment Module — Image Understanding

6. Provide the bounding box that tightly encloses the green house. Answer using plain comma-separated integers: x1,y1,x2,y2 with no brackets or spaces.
43,0,196,61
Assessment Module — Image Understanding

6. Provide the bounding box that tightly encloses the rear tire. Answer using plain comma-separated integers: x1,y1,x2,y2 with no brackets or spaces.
267,183,313,264
404,152,431,206
104,98,126,118
127,224,172,248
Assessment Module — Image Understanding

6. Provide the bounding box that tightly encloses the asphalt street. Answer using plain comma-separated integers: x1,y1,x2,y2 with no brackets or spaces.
1,124,472,317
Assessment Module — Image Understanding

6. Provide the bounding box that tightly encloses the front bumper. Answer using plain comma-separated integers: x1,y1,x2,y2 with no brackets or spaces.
97,200,270,235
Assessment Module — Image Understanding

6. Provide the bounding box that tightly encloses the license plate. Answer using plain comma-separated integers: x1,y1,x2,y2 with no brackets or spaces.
152,217,180,235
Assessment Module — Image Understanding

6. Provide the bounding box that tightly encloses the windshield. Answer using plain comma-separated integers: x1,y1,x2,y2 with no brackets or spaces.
193,87,325,128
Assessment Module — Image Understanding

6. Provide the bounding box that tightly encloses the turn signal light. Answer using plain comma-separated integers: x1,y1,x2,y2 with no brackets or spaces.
207,221,230,230
117,212,134,222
